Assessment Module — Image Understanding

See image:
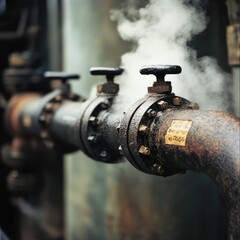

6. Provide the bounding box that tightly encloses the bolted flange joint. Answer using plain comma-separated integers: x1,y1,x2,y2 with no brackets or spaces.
119,65,195,177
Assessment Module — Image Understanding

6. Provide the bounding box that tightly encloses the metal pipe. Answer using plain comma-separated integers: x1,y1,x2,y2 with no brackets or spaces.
5,93,42,135
5,74,240,239
49,101,84,148
149,109,240,240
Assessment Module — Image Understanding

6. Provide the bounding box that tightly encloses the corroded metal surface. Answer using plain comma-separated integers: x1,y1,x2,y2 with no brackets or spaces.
6,93,41,134
8,89,238,239
61,1,235,239
119,93,191,175
150,109,240,239
49,101,85,148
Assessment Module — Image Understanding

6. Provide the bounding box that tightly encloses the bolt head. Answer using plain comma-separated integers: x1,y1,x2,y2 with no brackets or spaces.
100,150,108,158
45,103,53,112
88,134,98,143
44,140,55,149
138,145,151,155
118,145,123,154
39,115,46,123
54,95,62,102
101,100,110,109
147,109,157,118
68,92,79,101
89,116,98,126
188,103,199,110
152,163,165,175
157,100,168,110
173,97,182,106
40,131,49,139
116,123,121,132
44,114,52,124
138,124,149,134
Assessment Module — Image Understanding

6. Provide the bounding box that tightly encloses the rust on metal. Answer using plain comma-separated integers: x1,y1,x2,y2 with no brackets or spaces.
5,67,239,239
138,145,151,155
151,109,240,239
7,93,41,134
187,102,200,110
138,124,149,134
172,97,182,106
157,100,168,110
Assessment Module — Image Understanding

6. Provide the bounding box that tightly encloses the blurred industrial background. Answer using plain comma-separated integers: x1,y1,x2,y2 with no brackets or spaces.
0,0,239,239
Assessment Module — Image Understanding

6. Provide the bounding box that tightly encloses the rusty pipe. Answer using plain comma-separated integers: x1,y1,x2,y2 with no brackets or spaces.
5,93,42,135
148,109,240,240
5,91,82,144
5,88,240,239
118,91,240,239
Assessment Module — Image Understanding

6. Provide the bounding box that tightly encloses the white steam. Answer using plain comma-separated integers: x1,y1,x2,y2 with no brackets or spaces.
111,0,230,111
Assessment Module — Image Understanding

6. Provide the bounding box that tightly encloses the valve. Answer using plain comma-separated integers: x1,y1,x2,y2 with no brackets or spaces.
78,67,123,162
90,67,123,94
44,71,80,95
140,65,181,94
119,64,193,176
44,71,80,82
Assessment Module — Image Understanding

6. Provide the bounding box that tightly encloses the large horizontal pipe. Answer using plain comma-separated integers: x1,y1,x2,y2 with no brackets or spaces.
6,90,240,239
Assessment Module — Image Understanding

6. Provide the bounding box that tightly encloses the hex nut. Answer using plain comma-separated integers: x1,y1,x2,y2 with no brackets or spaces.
101,100,110,109
88,135,98,143
138,145,151,155
54,95,62,102
173,97,182,106
40,131,49,139
100,150,108,158
147,109,157,118
45,103,53,112
39,115,46,123
138,124,149,134
157,100,168,110
118,145,123,154
89,116,98,126
152,163,165,175
188,103,199,110
116,123,121,132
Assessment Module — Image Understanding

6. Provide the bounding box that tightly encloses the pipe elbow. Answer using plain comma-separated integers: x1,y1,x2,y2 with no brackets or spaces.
151,109,240,239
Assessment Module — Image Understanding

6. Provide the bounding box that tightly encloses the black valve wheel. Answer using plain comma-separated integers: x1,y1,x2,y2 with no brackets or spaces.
140,65,182,94
90,67,124,94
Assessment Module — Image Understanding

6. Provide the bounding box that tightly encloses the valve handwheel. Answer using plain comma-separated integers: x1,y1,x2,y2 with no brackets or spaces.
140,65,182,94
90,67,124,94
44,71,80,82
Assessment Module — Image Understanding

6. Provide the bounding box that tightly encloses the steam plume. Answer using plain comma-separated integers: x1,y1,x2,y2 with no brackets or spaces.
111,0,229,111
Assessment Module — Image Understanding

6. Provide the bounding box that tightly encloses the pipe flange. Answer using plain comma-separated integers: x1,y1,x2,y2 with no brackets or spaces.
128,95,167,174
119,95,150,172
120,93,191,176
80,94,122,163
37,90,84,152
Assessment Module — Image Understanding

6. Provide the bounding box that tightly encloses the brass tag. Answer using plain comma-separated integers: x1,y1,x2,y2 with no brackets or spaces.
165,120,192,146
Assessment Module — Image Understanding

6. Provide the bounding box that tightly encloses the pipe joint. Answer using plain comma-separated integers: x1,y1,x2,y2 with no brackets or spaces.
80,93,123,163
119,93,193,176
